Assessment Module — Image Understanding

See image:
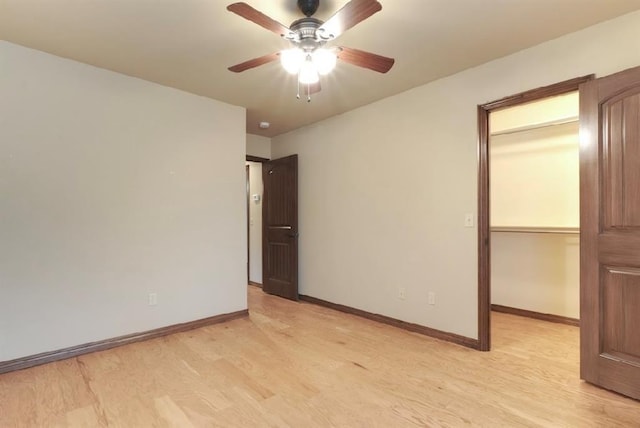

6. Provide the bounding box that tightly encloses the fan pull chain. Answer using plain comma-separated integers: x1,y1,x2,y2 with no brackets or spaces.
294,73,312,102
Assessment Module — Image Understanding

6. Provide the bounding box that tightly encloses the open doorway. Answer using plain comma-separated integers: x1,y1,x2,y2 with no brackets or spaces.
246,156,268,287
490,91,580,325
477,75,593,351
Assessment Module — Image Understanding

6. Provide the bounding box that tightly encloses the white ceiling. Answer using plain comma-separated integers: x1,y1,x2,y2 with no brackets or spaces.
2,0,640,137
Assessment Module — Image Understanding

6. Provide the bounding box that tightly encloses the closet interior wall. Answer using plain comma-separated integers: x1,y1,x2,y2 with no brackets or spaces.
490,92,579,319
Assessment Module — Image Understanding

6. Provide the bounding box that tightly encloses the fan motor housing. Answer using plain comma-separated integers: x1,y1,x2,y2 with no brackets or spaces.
288,17,329,47
297,0,320,17
290,17,322,37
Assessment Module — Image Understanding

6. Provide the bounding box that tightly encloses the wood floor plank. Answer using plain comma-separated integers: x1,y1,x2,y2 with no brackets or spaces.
65,405,105,428
1,286,639,427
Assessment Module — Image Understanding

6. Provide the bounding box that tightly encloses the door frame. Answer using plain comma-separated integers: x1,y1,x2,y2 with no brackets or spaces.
476,75,594,351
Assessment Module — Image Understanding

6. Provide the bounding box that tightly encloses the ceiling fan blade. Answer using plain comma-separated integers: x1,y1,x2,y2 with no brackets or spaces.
227,2,293,37
318,0,382,40
337,46,394,73
228,52,280,73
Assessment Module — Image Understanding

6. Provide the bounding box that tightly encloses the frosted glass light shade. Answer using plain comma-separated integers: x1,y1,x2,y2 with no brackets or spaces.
299,58,320,84
280,48,304,74
312,49,337,75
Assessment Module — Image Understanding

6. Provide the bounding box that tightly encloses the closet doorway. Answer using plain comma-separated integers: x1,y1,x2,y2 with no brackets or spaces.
477,75,593,351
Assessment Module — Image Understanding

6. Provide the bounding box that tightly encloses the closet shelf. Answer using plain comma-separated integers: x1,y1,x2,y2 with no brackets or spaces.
491,226,579,235
490,116,578,137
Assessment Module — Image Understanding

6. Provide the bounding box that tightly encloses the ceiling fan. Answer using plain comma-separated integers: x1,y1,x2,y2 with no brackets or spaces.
227,0,395,100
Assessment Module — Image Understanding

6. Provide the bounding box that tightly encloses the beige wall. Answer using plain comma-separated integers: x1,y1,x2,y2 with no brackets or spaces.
247,134,271,159
491,122,579,227
492,233,580,318
272,11,640,340
490,91,579,133
490,92,579,228
0,42,247,361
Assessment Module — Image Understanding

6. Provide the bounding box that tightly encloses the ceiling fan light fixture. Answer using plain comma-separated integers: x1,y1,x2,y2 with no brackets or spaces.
227,0,395,100
280,48,305,74
312,48,337,75
299,56,320,84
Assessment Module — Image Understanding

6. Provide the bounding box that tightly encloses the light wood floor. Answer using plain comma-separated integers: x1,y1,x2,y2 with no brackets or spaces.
1,286,638,427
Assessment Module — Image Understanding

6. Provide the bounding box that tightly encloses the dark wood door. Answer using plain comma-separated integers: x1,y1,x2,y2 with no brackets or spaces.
262,154,298,300
580,66,640,400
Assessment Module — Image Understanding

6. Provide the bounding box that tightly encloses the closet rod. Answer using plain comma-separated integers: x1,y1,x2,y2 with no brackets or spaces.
491,226,579,235
490,116,578,137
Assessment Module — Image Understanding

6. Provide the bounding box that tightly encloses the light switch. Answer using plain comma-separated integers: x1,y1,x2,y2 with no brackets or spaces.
464,213,474,228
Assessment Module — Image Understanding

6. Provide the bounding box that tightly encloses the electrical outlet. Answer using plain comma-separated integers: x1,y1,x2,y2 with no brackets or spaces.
148,293,158,306
398,287,406,300
428,292,436,305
